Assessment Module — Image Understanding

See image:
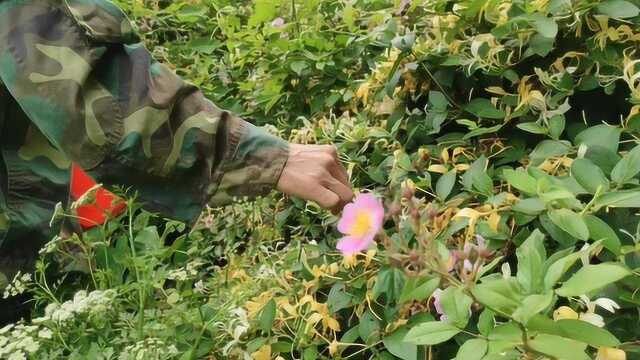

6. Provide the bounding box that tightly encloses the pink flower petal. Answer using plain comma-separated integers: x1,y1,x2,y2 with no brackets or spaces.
432,288,445,315
355,193,384,230
337,202,358,234
336,234,375,255
476,234,486,249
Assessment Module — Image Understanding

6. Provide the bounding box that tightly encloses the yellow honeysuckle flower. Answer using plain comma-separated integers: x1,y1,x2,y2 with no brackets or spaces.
251,345,271,360
597,347,626,360
329,340,340,356
553,306,579,320
488,212,501,232
428,164,449,174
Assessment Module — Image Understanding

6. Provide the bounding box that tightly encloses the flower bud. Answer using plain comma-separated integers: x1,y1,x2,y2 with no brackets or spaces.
597,347,626,360
387,201,402,217
418,148,431,161
401,179,416,199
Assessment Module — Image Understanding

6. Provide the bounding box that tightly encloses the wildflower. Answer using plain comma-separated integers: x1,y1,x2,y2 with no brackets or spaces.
336,193,384,255
193,280,206,294
3,272,32,299
7,352,26,360
432,289,448,322
577,296,620,327
37,329,53,339
553,306,579,320
597,347,626,360
271,17,285,28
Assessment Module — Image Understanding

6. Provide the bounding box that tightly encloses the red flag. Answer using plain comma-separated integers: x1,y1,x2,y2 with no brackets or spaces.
70,163,126,229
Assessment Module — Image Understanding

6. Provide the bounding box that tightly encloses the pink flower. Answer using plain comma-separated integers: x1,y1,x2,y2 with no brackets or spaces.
336,193,384,255
432,289,448,322
271,17,285,28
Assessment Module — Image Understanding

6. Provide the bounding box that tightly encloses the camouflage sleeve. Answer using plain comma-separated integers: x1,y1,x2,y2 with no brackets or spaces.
0,0,289,222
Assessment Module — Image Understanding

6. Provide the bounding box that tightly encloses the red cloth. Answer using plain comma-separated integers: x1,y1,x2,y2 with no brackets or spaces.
70,163,126,229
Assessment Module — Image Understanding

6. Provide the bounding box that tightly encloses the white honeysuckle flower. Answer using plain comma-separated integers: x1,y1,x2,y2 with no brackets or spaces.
593,298,621,313
579,243,591,266
579,312,605,327
501,262,511,279
579,295,621,314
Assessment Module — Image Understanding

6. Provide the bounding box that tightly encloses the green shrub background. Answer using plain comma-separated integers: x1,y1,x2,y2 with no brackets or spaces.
2,0,640,359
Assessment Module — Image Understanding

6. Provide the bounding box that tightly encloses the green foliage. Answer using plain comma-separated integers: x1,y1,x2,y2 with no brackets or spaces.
2,0,640,359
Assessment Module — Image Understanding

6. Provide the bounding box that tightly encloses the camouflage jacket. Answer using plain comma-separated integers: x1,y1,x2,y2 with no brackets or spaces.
0,0,289,278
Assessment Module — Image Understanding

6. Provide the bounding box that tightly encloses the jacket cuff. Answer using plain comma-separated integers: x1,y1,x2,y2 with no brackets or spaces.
207,115,289,206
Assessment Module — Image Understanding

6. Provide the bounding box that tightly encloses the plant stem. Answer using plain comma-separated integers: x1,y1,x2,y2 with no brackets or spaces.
127,204,145,339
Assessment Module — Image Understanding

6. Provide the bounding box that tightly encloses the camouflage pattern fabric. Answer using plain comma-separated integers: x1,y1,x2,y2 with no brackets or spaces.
0,0,290,280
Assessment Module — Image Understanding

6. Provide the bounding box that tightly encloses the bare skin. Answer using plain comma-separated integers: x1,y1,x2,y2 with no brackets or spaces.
277,144,354,213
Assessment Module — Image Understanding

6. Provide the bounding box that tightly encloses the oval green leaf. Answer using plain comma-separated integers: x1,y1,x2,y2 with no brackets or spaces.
404,321,460,345
556,263,631,297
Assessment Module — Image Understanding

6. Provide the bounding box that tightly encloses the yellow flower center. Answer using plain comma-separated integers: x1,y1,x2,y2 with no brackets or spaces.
351,212,372,237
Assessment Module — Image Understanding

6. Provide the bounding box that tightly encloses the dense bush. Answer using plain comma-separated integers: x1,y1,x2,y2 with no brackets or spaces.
2,0,640,359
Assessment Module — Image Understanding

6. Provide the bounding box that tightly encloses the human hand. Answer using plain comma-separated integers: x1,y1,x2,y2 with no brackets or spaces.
277,144,354,213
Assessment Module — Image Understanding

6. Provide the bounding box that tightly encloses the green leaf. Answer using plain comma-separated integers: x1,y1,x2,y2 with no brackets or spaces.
404,321,460,345
383,327,418,360
429,91,449,110
327,283,352,313
517,122,547,135
373,267,405,302
469,156,494,196
465,98,506,119
290,61,308,76
436,169,457,200
528,334,590,360
584,215,622,255
571,158,610,194
440,287,473,328
503,169,537,195
511,292,554,324
556,263,631,297
540,213,577,245
530,14,558,38
477,309,495,336
259,299,276,334
528,316,621,347
529,33,554,57
248,0,278,27
471,278,523,315
529,140,571,166
597,0,640,18
543,251,582,290
594,190,640,209
548,209,589,241
399,277,439,304
549,115,566,140
134,226,163,255
574,124,621,154
512,198,546,215
359,310,381,343
611,145,640,185
516,230,547,294
456,339,488,360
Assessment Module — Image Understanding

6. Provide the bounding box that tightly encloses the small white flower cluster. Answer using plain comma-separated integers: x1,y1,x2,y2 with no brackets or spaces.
193,280,207,294
0,289,116,359
38,235,61,255
167,261,203,281
32,289,117,325
0,323,43,359
118,337,179,360
2,272,32,299
222,308,250,356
